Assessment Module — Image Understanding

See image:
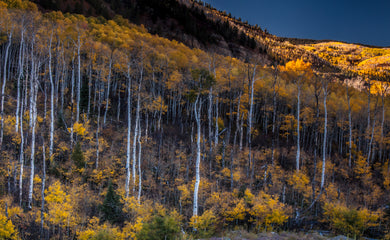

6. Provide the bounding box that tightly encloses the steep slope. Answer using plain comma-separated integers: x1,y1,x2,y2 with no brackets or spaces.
0,0,389,239
32,0,390,85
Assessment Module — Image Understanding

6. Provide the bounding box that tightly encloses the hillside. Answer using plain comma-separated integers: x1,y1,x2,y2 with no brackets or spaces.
0,0,389,239
31,0,390,86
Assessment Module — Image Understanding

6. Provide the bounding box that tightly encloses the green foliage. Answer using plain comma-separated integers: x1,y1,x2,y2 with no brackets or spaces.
100,182,124,225
72,142,86,169
137,214,180,240
90,229,117,240
190,68,215,92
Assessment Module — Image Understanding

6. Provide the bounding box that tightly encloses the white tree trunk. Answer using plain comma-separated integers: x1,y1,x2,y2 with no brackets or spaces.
125,63,132,198
248,64,257,182
132,78,141,192
95,80,102,169
193,96,202,217
49,33,55,159
70,62,75,146
103,57,112,125
19,87,25,206
271,68,278,166
28,58,39,210
41,140,46,236
1,30,12,146
76,35,81,123
296,81,301,172
16,28,25,133
137,119,142,204
208,87,213,151
214,96,219,146
321,85,327,190
346,86,353,168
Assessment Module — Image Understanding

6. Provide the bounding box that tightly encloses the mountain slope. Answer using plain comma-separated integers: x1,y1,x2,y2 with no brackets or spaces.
0,0,389,239
32,0,390,84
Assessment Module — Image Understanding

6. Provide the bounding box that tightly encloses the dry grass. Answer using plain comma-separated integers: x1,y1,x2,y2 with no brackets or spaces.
216,230,329,240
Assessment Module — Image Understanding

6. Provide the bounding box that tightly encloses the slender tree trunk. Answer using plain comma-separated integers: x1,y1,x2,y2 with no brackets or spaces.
125,63,132,198
296,79,301,172
214,96,219,146
346,86,353,168
208,87,213,151
193,96,202,217
1,30,12,147
76,35,82,123
137,119,142,204
271,68,278,166
49,32,55,159
366,82,371,153
103,57,112,125
230,92,241,190
321,84,327,190
28,59,39,210
132,67,142,192
95,80,102,169
367,112,377,165
16,27,25,133
380,91,386,162
117,82,121,122
41,139,46,239
70,60,75,146
248,64,257,185
19,85,25,207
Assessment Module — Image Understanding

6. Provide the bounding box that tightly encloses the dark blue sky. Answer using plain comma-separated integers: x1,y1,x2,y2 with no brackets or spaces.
203,0,390,47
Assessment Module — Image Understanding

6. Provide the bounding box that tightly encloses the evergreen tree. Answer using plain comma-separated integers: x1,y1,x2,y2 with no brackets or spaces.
72,142,85,169
100,182,124,224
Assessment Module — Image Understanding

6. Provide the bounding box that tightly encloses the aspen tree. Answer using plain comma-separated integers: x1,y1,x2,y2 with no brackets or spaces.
125,61,132,198
321,79,328,190
193,96,202,217
0,28,13,147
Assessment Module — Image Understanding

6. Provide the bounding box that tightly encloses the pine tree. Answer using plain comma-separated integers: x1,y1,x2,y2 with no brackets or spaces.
100,182,123,224
71,142,85,169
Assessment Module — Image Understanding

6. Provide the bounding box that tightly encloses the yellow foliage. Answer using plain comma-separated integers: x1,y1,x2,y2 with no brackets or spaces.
323,202,380,238
177,184,191,205
286,171,310,194
44,181,78,228
281,58,313,79
145,96,168,113
122,217,143,239
244,188,254,204
354,154,371,180
0,212,19,240
189,209,217,233
232,170,241,182
370,80,389,96
167,70,183,90
221,168,231,178
70,121,88,136
249,191,290,231
227,198,246,221
77,217,123,240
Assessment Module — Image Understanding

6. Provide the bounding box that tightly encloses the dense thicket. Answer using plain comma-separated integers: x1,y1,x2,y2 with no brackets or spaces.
0,1,389,239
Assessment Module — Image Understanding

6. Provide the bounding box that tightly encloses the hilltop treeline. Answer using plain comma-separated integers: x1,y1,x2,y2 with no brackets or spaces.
0,1,389,239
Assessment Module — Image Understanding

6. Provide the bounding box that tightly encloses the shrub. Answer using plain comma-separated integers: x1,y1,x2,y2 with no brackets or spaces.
323,202,380,239
137,213,180,240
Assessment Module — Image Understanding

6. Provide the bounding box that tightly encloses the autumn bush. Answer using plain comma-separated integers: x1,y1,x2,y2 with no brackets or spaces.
137,213,181,240
189,209,217,238
0,211,19,240
323,202,380,239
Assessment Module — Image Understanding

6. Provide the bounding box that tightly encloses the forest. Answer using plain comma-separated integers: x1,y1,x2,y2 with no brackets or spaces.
0,0,389,239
